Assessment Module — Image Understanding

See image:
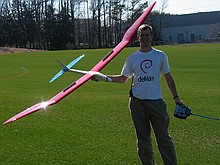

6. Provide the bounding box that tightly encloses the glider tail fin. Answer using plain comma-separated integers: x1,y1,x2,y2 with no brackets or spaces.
56,59,69,71
49,54,85,83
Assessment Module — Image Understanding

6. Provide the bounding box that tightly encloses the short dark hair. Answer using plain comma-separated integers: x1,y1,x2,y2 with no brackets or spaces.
137,24,153,36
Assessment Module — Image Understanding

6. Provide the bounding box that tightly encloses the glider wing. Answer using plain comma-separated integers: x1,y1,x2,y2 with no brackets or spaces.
3,1,156,125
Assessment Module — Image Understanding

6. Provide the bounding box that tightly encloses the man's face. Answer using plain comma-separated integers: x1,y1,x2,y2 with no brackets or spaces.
138,29,152,47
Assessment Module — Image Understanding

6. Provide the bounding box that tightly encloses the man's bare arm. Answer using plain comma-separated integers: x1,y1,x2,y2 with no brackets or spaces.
108,75,129,83
164,72,184,105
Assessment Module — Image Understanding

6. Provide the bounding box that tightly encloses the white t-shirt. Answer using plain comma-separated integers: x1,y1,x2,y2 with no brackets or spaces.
121,48,170,100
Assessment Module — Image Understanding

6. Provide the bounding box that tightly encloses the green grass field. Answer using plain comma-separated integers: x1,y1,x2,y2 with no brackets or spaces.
1,44,219,165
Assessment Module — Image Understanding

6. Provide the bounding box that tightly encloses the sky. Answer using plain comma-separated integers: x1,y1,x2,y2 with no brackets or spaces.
148,0,220,15
0,0,219,16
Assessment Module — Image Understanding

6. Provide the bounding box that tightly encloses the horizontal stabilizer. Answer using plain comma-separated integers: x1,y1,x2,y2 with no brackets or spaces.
50,55,84,83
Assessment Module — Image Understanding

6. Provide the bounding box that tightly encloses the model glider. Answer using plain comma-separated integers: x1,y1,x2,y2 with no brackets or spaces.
3,1,156,125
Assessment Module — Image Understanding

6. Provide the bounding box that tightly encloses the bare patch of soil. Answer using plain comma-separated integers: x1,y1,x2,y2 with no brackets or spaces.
0,47,44,54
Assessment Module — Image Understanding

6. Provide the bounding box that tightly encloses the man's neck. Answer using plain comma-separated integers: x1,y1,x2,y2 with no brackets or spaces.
140,46,152,53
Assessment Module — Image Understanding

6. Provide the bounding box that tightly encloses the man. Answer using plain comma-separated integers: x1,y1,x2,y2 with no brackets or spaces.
95,24,183,165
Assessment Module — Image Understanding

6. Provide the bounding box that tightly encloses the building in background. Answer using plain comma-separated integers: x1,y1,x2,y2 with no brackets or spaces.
155,11,220,44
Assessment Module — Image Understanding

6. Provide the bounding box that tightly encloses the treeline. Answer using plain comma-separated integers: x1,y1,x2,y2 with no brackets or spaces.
0,0,160,50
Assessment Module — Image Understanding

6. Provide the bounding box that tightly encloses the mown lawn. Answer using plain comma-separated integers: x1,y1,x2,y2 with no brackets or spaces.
0,43,219,164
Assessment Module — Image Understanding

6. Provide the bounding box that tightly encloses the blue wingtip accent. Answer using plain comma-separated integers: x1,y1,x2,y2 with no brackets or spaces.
49,70,65,83
49,54,85,83
66,54,85,69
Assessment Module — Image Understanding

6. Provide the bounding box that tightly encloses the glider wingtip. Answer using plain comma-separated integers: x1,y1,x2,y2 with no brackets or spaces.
3,118,15,125
3,121,9,125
